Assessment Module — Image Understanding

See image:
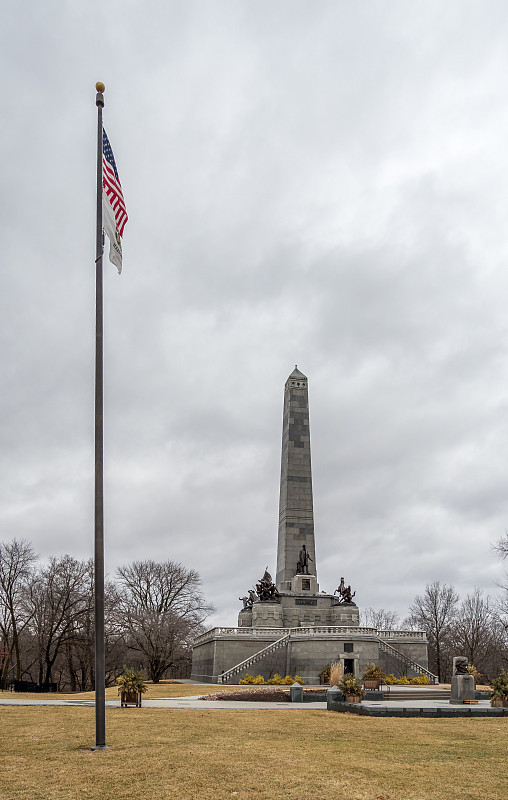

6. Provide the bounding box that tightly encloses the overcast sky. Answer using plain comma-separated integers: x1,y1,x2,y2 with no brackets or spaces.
1,1,508,628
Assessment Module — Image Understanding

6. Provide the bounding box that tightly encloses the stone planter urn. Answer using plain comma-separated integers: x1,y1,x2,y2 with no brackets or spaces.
121,690,142,708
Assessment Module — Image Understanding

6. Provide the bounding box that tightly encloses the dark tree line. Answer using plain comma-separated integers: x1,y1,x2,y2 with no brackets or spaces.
3,534,507,689
0,539,213,690
362,537,508,683
405,582,508,682
362,579,508,683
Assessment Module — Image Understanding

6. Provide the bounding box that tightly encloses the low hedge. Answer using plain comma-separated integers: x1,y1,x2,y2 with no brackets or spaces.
239,673,304,685
384,674,431,685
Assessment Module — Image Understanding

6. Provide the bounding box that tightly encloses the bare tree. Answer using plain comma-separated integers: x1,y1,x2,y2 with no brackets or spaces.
361,607,400,630
25,555,91,686
61,561,95,691
493,533,508,561
407,581,459,682
451,588,496,673
492,533,508,656
115,560,214,683
28,565,126,692
0,545,214,690
0,539,37,681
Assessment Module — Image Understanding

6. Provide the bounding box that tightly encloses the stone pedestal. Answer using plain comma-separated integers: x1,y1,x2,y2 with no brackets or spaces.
330,603,360,626
238,607,252,627
251,601,283,628
292,574,319,593
450,674,475,704
290,682,304,703
326,685,343,709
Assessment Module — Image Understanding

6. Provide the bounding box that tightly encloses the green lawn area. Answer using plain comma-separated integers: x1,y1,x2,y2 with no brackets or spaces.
1,702,506,800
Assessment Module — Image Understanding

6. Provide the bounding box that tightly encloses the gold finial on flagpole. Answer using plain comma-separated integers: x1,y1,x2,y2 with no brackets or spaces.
96,82,105,109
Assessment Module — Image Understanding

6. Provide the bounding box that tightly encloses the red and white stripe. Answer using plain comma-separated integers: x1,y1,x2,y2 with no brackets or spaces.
103,158,128,236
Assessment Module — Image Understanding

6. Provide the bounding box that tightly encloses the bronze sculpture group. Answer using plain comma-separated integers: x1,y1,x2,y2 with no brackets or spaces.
334,576,356,604
240,567,357,608
240,568,281,607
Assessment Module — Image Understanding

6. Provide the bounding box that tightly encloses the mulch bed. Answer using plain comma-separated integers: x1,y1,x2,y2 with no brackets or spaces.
200,688,291,702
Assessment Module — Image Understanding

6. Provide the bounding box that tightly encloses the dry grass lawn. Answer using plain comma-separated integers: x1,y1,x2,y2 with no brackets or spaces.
1,704,507,800
3,681,235,701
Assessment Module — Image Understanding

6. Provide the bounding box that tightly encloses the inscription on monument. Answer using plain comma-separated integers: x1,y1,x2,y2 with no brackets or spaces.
295,598,317,606
301,578,311,590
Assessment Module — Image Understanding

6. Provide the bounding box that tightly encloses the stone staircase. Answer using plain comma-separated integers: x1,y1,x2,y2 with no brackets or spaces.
378,638,439,684
217,633,290,684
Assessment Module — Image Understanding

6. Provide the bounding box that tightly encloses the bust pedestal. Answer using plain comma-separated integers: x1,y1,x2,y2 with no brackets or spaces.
450,674,475,704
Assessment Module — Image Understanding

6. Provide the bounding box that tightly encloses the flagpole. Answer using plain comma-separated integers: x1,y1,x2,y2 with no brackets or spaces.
92,81,107,751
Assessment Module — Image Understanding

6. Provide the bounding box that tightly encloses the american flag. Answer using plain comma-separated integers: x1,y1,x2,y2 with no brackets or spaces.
102,129,128,236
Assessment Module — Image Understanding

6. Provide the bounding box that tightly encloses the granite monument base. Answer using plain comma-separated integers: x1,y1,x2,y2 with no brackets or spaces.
450,674,475,704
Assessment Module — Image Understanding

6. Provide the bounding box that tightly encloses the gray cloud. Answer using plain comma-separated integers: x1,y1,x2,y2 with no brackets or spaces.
1,1,508,629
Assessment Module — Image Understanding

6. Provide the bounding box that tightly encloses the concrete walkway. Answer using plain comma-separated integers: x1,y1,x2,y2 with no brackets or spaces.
0,695,325,710
0,694,498,713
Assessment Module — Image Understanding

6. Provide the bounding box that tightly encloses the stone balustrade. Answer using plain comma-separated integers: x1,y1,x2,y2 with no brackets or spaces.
193,625,428,646
377,629,427,640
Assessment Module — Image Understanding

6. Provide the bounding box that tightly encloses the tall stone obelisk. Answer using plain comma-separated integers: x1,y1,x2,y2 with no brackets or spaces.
276,367,317,591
